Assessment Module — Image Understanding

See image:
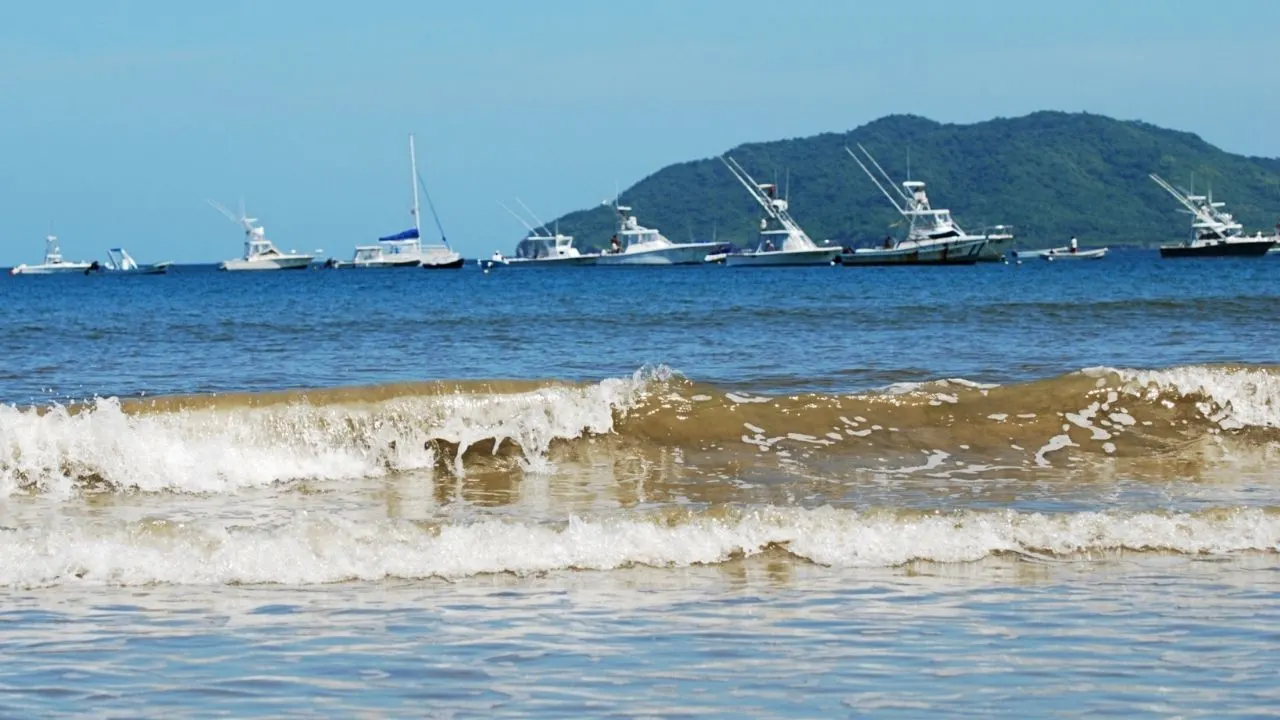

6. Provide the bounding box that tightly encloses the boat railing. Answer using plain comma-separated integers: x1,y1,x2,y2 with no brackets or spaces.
974,224,1015,237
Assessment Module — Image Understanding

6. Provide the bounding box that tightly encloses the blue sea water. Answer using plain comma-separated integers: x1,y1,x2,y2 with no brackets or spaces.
4,249,1278,404
1,251,1278,717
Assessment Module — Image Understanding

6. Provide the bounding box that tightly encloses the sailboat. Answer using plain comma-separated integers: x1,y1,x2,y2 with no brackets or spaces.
489,199,597,267
210,199,313,271
595,198,719,265
9,235,94,275
407,134,463,270
840,145,995,266
717,157,841,266
1150,174,1278,257
329,134,461,269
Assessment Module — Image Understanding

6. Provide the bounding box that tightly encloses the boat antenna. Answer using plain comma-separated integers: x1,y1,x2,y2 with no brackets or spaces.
785,168,790,204
906,145,911,182
720,156,781,220
498,201,539,235
410,133,449,247
845,146,907,215
515,197,552,237
854,144,910,202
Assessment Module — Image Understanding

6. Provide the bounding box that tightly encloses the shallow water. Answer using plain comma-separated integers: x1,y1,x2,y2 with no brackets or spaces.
2,252,1279,715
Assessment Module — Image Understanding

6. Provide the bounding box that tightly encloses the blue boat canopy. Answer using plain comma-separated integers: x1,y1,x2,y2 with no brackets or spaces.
378,228,420,242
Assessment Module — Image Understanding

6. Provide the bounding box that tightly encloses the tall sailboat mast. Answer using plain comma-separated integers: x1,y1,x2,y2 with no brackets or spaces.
409,133,421,237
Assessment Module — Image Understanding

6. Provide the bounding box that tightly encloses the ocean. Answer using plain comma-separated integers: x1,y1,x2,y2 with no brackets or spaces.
1,251,1278,717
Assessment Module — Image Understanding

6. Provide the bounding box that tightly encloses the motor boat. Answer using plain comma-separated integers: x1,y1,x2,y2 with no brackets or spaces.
209,199,313,271
490,199,597,267
840,144,997,266
717,157,841,266
595,199,719,265
1013,238,1109,261
9,235,94,275
101,247,173,274
1150,174,1277,258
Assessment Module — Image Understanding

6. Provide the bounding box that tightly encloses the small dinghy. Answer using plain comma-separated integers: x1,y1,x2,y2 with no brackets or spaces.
1013,238,1108,261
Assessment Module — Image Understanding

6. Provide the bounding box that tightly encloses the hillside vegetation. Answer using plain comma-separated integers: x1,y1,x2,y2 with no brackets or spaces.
539,112,1280,251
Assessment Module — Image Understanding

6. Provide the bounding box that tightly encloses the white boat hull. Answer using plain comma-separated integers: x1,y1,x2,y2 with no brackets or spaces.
596,243,718,265
103,262,173,274
220,256,313,271
842,238,987,266
1043,248,1108,260
501,254,598,267
328,258,421,269
725,247,842,266
10,262,94,275
978,234,1015,261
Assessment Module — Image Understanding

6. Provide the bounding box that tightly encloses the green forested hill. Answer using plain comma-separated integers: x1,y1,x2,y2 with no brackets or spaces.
542,112,1280,251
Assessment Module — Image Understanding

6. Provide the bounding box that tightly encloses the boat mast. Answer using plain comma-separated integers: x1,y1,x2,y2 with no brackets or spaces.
410,133,450,247
409,133,421,238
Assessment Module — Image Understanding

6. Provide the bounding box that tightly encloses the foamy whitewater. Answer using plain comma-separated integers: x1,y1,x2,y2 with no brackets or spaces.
2,259,1278,716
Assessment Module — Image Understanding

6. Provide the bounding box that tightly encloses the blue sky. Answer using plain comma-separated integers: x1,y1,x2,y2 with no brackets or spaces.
2,0,1278,265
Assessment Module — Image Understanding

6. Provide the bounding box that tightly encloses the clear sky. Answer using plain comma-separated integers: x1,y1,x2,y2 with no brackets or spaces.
2,0,1278,265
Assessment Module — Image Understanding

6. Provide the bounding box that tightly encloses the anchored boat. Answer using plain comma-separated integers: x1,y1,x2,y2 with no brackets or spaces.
840,145,993,266
595,199,719,266
102,247,173,274
717,157,841,266
330,134,461,269
489,199,597,267
1014,237,1109,261
209,199,313,271
9,235,94,275
1150,174,1277,258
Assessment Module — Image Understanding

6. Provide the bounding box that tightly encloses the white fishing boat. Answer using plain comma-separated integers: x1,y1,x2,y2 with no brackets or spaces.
489,199,597,267
103,247,173,274
1150,174,1278,258
717,157,841,267
840,145,994,266
975,225,1016,261
9,235,94,275
595,198,719,266
210,199,313,271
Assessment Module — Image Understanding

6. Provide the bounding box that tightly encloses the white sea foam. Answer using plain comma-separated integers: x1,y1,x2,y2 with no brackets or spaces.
1,506,1275,588
0,370,661,496
1108,366,1280,430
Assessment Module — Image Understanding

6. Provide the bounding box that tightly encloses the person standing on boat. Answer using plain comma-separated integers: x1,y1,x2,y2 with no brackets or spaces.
609,235,621,254
1069,236,1078,254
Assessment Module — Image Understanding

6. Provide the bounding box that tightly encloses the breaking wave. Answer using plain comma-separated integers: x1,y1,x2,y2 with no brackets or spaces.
2,505,1276,588
2,364,1279,495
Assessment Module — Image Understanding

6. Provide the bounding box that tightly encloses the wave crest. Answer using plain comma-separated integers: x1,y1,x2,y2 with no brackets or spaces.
3,364,1278,496
3,505,1276,588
